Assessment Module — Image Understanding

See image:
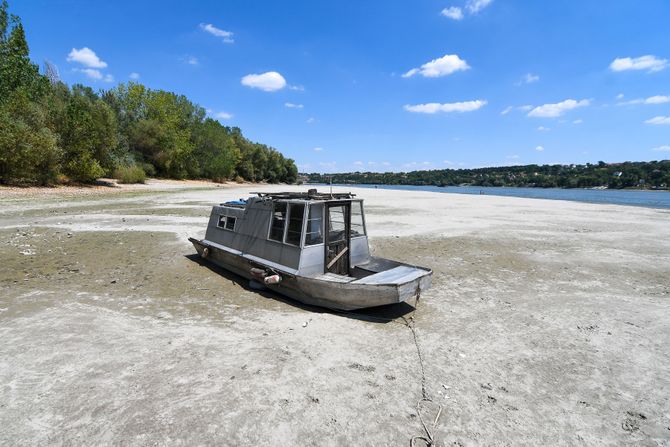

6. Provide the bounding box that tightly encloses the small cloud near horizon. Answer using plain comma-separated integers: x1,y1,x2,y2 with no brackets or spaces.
214,111,233,120
241,71,286,91
609,55,668,73
645,116,670,125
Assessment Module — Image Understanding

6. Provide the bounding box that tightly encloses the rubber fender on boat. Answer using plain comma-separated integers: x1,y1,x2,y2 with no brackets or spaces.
202,247,210,258
264,274,282,285
250,267,266,279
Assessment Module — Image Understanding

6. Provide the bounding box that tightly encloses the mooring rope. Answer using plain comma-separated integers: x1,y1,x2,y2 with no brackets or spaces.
403,287,443,447
312,285,443,446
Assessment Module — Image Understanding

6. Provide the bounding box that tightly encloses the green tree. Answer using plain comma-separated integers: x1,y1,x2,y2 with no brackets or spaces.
0,89,61,184
0,1,47,101
59,86,117,181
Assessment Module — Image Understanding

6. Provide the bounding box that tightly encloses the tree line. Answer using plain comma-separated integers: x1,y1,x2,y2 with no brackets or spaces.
0,0,297,186
304,160,670,190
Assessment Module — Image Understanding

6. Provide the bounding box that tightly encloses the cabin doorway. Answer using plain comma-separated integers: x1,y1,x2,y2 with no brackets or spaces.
324,202,350,275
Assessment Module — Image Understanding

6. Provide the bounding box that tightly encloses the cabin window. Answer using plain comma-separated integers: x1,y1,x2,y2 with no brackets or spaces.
217,215,236,231
286,203,305,246
327,205,347,242
351,201,366,237
305,203,324,245
269,202,288,242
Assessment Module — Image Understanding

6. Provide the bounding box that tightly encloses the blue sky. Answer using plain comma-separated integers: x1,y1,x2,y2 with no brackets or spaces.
15,0,670,173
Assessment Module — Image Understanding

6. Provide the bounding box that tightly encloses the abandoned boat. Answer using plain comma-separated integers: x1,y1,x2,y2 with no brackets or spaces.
189,190,432,310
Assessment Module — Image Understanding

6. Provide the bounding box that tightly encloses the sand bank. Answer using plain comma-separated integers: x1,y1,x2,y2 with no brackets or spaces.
1,182,669,445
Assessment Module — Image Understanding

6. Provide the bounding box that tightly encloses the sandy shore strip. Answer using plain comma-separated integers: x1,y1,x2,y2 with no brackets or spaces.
1,181,669,445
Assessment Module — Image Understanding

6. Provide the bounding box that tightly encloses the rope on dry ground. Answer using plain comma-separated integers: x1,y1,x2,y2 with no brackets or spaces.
326,286,443,446
402,287,443,447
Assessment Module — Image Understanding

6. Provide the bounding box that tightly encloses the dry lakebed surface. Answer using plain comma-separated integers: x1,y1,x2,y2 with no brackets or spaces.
1,180,669,446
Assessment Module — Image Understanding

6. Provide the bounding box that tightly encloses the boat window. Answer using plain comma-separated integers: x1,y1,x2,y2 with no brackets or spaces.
285,203,305,246
225,216,236,231
328,205,347,242
217,215,236,231
305,204,323,245
351,201,366,237
269,201,288,242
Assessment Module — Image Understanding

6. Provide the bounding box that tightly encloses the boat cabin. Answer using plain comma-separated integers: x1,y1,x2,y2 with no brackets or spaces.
203,190,371,277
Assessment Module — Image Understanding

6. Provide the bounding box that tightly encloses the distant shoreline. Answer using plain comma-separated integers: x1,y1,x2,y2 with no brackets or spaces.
306,182,669,192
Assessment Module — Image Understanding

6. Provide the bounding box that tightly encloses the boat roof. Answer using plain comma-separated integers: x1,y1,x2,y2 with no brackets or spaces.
250,189,357,201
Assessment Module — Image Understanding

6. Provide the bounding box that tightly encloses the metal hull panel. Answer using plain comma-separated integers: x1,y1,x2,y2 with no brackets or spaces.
189,238,431,311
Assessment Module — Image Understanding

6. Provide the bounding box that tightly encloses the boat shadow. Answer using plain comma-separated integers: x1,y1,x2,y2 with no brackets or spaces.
185,254,416,324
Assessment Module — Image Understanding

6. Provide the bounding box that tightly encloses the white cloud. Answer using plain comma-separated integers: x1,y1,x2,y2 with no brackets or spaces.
518,105,533,111
609,55,668,73
646,95,670,104
402,54,470,78
79,68,102,80
184,56,199,65
572,119,583,124
652,145,670,152
528,99,590,118
404,99,487,114
645,116,670,125
535,146,545,152
284,102,304,109
241,71,286,91
619,95,670,105
199,23,234,43
67,47,107,68
516,73,539,85
443,160,454,165
129,72,140,80
288,84,305,91
103,74,114,83
313,147,323,152
537,126,550,131
441,6,463,20
616,93,624,99
506,154,520,159
353,161,364,166
466,0,493,14
501,106,513,115
306,117,316,124
214,111,233,120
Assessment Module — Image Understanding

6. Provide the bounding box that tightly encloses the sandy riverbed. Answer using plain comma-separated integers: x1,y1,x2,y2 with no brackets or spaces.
1,181,669,445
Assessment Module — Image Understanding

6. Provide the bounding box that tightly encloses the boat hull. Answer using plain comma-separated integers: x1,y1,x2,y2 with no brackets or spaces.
189,238,431,311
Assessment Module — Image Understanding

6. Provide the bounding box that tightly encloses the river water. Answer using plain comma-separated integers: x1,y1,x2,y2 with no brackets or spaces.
317,184,670,209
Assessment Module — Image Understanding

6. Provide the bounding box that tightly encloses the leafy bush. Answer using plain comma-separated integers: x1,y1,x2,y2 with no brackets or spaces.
113,164,146,184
